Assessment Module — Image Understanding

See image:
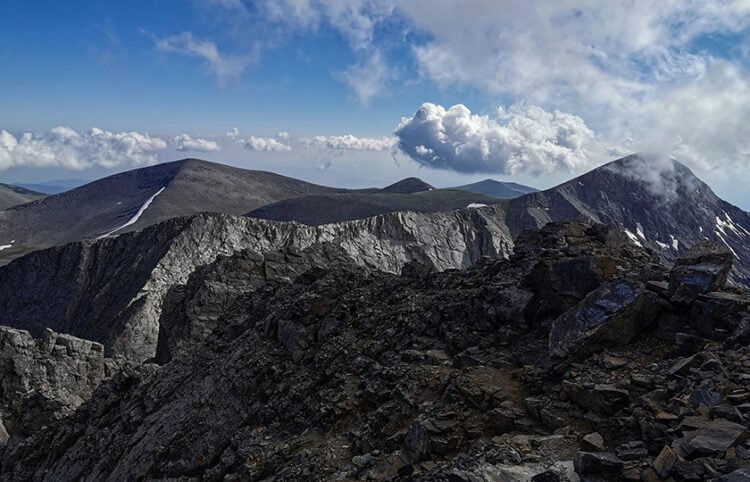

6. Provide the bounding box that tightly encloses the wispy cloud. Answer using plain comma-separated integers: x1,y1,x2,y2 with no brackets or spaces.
154,31,255,84
337,50,391,105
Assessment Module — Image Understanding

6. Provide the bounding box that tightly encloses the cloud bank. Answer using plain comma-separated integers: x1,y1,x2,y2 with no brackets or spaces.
395,103,598,175
0,127,167,171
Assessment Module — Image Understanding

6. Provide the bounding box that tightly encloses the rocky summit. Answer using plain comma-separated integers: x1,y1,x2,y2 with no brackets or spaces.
1,221,750,481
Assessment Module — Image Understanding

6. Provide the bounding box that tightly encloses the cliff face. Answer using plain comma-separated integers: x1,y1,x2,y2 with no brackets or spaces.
0,208,513,362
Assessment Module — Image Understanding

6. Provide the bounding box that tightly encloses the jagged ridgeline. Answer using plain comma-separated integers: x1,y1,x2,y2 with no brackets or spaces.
0,155,749,480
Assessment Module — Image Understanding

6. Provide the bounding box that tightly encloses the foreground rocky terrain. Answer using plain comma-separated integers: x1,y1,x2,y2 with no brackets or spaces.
1,221,749,480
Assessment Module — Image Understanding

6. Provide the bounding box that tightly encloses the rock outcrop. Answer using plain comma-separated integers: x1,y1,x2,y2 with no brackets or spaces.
0,326,126,445
0,209,513,362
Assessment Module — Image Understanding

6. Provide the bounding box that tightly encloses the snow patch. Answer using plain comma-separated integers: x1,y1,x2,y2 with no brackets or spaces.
636,223,646,240
715,230,739,258
716,212,750,238
466,203,488,208
98,187,166,239
0,244,11,251
655,240,669,250
669,235,679,250
624,229,643,247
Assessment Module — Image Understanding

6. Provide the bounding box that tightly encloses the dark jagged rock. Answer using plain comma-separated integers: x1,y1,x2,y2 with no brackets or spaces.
581,432,605,452
156,243,355,364
668,241,734,304
574,451,624,475
549,279,664,359
653,445,677,478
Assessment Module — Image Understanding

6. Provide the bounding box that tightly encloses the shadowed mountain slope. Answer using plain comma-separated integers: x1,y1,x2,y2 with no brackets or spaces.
245,189,504,225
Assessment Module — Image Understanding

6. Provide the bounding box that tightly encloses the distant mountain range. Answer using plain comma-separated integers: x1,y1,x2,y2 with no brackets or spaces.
507,156,750,283
246,177,538,225
0,154,748,285
0,160,531,263
12,179,88,195
0,183,45,210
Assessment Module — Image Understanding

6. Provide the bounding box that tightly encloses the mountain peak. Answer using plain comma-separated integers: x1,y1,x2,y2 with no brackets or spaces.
508,154,750,284
453,179,538,198
380,177,434,194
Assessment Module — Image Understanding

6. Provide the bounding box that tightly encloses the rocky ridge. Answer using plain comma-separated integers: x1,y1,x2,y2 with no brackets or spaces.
0,208,512,362
1,222,749,480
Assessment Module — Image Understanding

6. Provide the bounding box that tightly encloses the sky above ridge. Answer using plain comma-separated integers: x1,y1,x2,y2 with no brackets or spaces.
1,1,750,209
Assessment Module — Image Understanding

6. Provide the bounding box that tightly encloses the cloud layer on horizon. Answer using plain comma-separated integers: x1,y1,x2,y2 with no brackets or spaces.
0,127,167,171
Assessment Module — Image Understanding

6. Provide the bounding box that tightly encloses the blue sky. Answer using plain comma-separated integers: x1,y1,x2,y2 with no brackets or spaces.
1,1,750,209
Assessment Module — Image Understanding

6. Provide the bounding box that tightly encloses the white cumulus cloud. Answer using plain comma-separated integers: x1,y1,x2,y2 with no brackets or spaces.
302,134,395,151
240,136,292,152
394,103,598,175
0,127,167,171
172,134,220,152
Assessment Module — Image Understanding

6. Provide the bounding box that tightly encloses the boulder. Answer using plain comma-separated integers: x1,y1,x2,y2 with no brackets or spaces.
574,451,624,476
581,432,605,452
683,418,747,458
718,469,750,481
652,445,677,478
668,241,733,304
563,382,630,415
549,279,663,359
